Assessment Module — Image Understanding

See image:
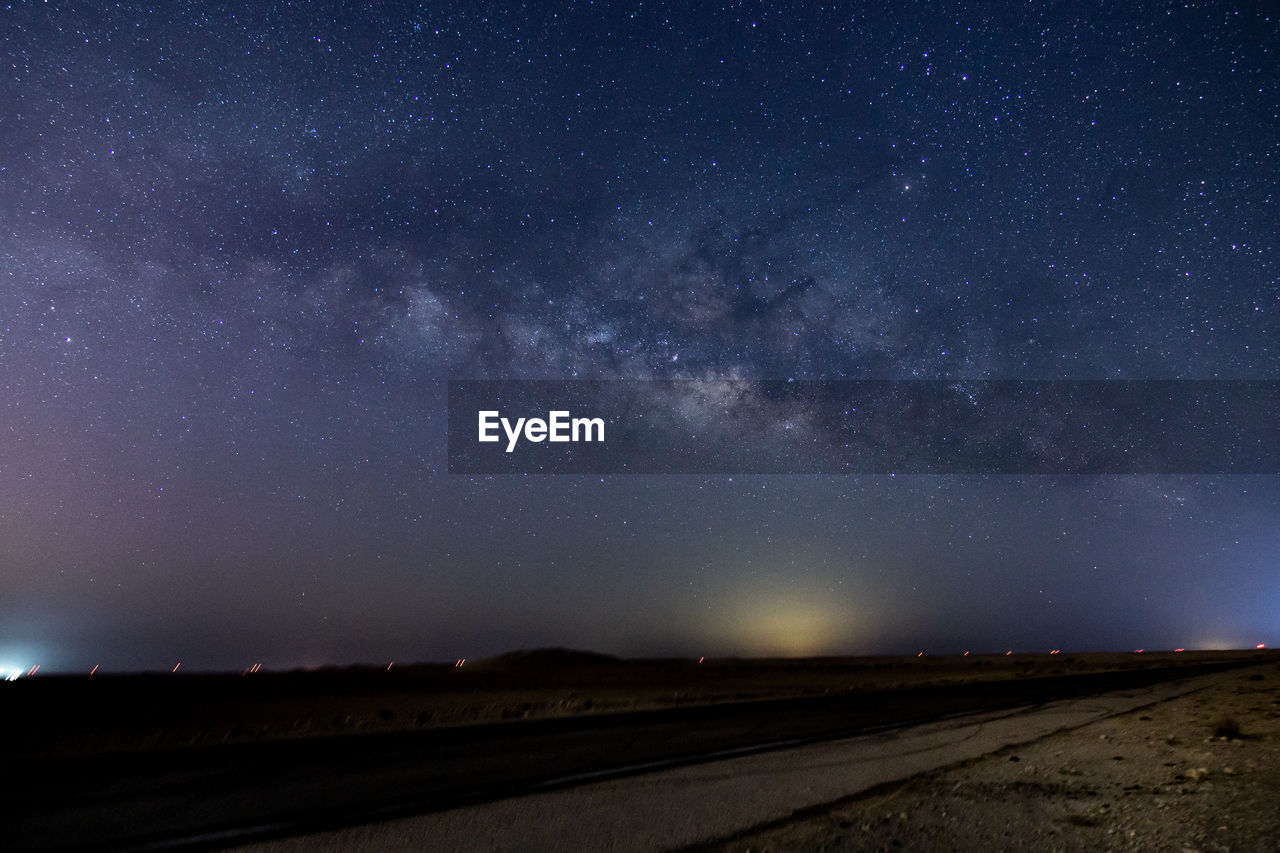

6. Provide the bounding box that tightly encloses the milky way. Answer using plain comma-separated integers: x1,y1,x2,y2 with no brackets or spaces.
2,2,1278,672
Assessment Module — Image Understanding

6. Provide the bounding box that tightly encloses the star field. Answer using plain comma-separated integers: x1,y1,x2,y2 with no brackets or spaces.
1,1,1278,672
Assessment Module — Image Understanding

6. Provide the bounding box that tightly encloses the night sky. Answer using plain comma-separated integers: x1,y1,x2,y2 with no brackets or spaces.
3,2,1278,674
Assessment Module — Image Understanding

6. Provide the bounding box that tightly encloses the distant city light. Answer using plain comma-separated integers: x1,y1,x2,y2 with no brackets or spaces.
0,661,40,680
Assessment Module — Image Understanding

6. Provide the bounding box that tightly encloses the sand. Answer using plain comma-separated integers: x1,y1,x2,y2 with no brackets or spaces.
702,663,1280,852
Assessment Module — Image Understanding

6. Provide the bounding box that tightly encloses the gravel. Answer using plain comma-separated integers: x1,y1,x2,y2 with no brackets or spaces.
703,664,1280,853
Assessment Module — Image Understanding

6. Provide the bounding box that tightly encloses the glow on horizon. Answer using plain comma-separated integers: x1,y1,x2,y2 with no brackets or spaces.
2,664,28,681
0,645,40,680
707,576,883,657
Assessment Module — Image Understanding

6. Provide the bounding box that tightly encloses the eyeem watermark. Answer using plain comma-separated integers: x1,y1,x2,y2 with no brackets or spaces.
478,410,605,452
449,380,1280,474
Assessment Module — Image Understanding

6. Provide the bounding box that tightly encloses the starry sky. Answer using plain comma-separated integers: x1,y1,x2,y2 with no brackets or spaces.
2,1,1278,673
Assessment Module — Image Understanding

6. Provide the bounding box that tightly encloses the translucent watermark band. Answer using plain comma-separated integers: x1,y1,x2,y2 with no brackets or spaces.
447,380,1280,474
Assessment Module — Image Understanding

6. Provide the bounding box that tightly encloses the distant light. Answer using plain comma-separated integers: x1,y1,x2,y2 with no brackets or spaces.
455,659,466,667
917,651,923,657
698,656,704,663
1006,650,1012,655
1259,643,1267,650
963,651,970,656
26,665,39,677
172,662,181,673
89,665,99,676
387,662,394,671
1174,648,1185,653
1134,649,1144,653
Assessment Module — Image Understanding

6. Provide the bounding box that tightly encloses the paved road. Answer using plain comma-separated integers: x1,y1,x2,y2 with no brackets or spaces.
9,662,1249,852
231,665,1262,853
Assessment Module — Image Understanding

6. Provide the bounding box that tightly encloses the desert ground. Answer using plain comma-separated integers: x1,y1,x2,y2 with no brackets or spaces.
701,661,1280,852
5,648,1268,759
7,650,1277,851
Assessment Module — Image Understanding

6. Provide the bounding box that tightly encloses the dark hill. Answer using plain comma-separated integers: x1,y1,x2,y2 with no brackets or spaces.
472,648,622,670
